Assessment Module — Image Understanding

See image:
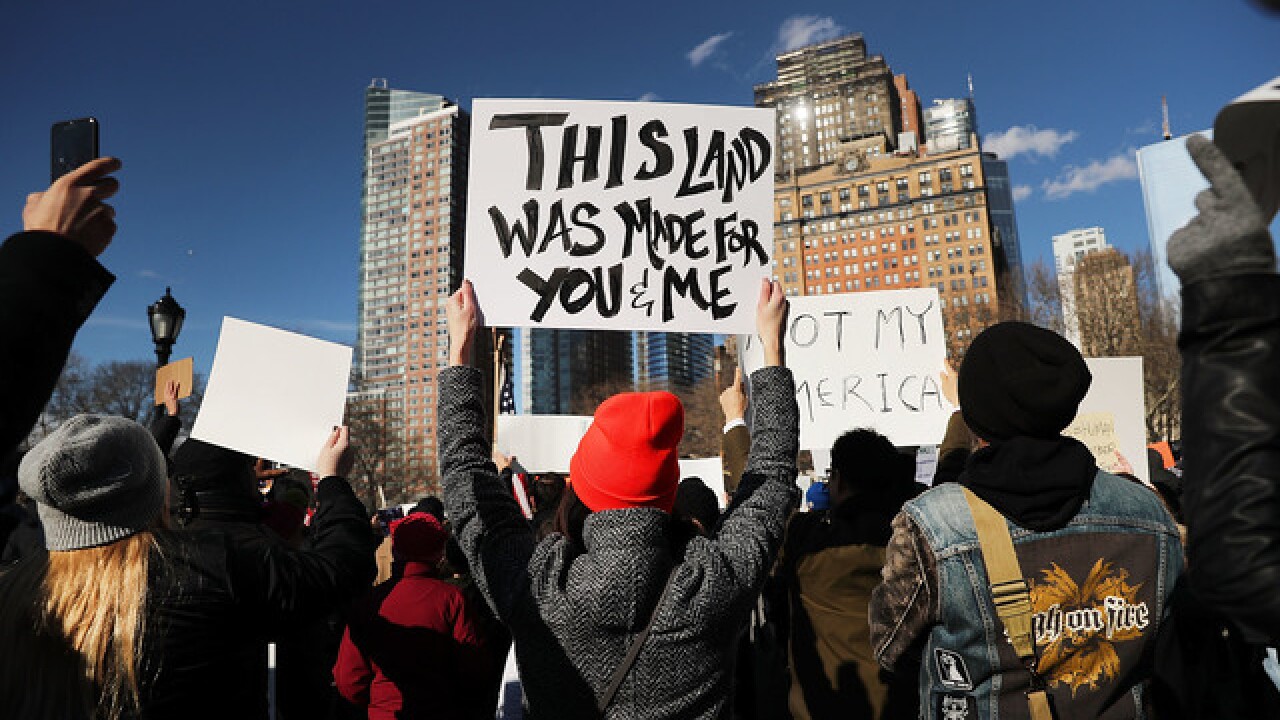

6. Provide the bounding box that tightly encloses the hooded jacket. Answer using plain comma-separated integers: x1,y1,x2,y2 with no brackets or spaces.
437,365,799,719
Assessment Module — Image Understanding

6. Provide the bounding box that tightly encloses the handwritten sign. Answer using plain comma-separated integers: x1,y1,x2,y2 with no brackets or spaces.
191,318,352,473
738,288,952,450
465,99,775,333
1064,411,1122,473
154,357,194,405
1076,357,1149,484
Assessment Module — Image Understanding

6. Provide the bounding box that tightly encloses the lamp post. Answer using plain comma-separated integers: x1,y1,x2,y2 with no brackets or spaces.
147,287,185,368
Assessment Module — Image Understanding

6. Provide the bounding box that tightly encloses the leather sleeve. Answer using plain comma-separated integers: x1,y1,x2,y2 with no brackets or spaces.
1179,273,1280,643
0,232,113,455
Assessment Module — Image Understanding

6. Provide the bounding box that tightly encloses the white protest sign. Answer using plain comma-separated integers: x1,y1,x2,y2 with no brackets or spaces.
191,318,352,472
679,457,727,508
496,415,593,473
1076,357,1149,485
1063,411,1125,474
738,288,952,450
465,99,775,333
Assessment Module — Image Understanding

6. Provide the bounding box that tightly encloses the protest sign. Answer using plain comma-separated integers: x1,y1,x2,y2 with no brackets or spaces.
915,445,939,486
154,357,194,405
465,99,775,333
738,288,952,450
1063,411,1125,474
191,318,352,473
495,414,593,473
678,457,726,508
1076,357,1149,484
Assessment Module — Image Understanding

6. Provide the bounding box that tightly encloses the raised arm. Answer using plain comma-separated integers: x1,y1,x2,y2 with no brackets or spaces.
705,280,800,603
437,280,536,620
1171,135,1280,643
0,158,120,455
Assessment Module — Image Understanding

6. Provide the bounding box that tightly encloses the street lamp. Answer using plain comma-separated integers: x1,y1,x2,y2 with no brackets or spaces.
147,287,185,367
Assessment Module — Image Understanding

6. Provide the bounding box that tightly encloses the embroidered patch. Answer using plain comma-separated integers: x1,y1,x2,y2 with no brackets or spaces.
936,692,976,720
934,648,973,690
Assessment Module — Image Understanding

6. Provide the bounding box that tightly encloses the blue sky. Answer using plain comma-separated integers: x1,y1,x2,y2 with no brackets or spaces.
1,0,1275,373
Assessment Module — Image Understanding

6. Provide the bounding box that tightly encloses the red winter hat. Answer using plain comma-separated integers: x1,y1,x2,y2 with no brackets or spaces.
391,512,448,563
570,391,684,513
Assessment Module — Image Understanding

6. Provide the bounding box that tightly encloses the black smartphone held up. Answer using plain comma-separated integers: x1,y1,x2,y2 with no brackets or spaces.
51,117,100,182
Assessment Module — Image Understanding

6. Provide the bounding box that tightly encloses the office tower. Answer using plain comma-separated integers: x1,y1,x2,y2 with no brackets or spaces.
355,81,469,499
753,34,899,172
1052,227,1111,346
1136,131,1211,300
636,332,715,392
981,153,1027,306
514,328,633,415
924,98,976,154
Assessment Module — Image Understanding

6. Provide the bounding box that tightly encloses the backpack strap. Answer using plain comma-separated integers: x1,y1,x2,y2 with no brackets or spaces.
597,566,679,715
962,488,1056,720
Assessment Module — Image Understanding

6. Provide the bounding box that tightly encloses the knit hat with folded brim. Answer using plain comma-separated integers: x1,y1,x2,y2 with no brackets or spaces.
958,322,1092,442
19,414,167,551
570,391,684,513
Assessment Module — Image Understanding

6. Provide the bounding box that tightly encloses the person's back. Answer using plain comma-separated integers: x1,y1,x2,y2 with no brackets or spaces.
779,430,919,720
437,279,798,719
870,323,1182,719
334,512,484,720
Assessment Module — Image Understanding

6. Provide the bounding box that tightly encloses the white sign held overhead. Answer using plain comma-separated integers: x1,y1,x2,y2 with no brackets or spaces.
465,99,775,333
495,415,593,474
739,288,953,450
191,318,352,473
1076,357,1149,485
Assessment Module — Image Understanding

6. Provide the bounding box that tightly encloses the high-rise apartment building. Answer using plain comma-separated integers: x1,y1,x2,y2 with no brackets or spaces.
772,135,1008,354
753,34,899,173
356,82,469,497
1051,227,1110,346
924,98,976,154
760,36,1024,358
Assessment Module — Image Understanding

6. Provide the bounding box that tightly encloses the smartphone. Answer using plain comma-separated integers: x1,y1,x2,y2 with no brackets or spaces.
51,117,100,182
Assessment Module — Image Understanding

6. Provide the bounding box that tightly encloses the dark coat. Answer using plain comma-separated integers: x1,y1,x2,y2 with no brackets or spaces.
0,231,113,457
135,475,375,719
438,365,800,719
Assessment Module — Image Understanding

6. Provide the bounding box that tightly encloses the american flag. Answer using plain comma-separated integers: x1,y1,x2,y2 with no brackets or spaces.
498,355,516,415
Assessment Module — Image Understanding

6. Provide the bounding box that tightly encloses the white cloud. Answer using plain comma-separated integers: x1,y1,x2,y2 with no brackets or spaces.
299,319,358,336
1012,185,1033,202
688,32,733,67
1042,151,1138,200
983,125,1079,160
136,269,161,280
637,92,661,102
777,15,845,52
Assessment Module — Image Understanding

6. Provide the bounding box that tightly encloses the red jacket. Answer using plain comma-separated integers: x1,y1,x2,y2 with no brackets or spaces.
334,562,485,719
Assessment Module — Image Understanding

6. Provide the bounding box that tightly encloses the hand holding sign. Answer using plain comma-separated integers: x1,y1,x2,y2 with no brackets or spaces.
757,279,787,367
162,380,180,417
720,368,747,423
448,280,479,367
316,426,354,479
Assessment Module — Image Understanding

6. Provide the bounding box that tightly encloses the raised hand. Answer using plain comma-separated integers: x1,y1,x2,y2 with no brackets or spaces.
447,279,479,367
23,156,122,257
756,279,788,367
719,367,747,423
163,380,180,417
316,426,355,479
1167,135,1275,286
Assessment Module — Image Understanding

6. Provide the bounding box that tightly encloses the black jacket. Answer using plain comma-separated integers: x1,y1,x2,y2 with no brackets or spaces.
1179,273,1280,644
136,475,375,719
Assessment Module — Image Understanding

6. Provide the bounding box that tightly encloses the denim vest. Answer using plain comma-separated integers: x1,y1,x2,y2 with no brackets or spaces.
904,472,1183,720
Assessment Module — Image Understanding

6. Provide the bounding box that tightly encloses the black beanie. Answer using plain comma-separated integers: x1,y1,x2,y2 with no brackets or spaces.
958,322,1092,442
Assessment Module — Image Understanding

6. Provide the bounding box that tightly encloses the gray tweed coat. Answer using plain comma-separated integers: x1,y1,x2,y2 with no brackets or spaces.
437,365,799,719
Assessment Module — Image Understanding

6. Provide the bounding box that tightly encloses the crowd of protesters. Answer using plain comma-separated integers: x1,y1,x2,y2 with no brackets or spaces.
1,119,1280,720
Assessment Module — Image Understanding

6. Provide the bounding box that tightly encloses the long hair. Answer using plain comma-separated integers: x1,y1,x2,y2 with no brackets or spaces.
0,530,158,719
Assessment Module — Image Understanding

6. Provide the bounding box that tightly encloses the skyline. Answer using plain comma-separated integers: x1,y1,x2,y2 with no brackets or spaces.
1,0,1276,373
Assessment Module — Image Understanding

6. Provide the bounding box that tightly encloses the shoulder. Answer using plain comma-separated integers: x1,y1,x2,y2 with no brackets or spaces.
1084,472,1180,532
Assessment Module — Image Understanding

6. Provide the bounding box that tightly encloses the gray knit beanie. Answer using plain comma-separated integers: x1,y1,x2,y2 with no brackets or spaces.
19,414,167,551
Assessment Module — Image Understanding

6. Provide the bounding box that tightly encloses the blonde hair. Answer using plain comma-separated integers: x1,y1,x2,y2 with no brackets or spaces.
0,531,157,719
